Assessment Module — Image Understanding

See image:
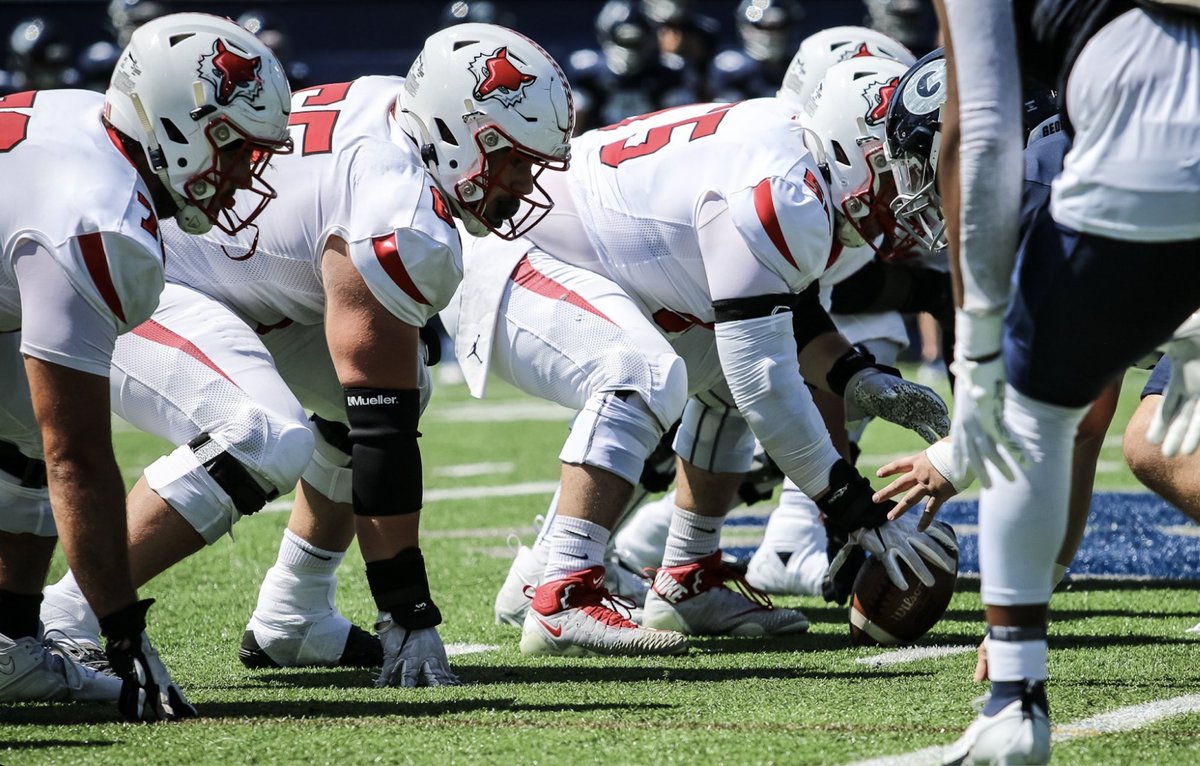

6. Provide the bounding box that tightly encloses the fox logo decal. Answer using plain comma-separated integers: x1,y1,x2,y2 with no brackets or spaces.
470,46,537,107
198,39,263,106
865,76,900,126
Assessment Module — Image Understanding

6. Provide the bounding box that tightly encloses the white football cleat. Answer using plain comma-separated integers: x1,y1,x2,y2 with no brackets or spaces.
494,542,548,627
0,632,122,703
605,554,652,609
241,567,380,668
519,566,689,657
942,693,1051,766
745,544,828,596
643,551,809,636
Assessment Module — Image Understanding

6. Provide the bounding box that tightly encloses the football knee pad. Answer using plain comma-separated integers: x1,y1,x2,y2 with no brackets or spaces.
561,391,666,485
674,394,756,474
145,411,314,543
0,466,54,537
301,414,353,504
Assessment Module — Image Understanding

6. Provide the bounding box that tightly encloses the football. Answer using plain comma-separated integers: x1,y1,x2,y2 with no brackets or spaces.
848,525,959,646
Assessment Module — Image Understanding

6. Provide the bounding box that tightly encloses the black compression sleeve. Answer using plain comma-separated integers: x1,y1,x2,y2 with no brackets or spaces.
344,387,422,517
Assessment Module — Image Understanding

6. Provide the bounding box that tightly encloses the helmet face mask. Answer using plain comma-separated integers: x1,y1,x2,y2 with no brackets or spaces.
104,12,292,235
399,23,574,240
883,49,948,255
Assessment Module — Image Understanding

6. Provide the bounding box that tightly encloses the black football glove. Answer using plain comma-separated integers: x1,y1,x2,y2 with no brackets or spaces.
100,599,197,722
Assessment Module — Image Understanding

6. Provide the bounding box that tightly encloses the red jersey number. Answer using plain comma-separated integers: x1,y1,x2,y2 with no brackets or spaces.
0,91,36,153
599,103,736,168
289,82,353,156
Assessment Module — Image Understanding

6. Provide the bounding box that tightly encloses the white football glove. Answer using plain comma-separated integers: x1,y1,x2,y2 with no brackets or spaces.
375,613,461,688
1147,312,1200,457
845,367,950,445
949,309,1027,489
848,515,959,591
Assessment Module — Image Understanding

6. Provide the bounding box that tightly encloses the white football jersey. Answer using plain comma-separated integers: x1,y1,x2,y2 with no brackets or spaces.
0,89,166,352
536,98,834,324
161,76,463,330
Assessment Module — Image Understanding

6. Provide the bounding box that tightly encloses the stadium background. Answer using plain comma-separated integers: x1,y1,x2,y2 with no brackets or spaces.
0,1,883,86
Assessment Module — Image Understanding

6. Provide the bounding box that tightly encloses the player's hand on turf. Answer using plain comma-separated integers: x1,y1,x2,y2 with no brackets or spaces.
100,599,197,722
375,614,461,688
875,439,972,530
845,367,950,445
849,515,958,591
1148,311,1200,457
950,310,1027,488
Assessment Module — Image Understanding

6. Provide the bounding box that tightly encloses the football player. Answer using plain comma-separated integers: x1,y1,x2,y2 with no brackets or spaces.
934,1,1200,763
451,53,957,657
39,23,573,687
0,14,291,720
522,26,923,608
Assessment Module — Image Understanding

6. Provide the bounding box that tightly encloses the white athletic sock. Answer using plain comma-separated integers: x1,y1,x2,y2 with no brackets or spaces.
542,516,611,582
661,508,725,567
276,528,344,574
612,490,677,570
986,635,1049,683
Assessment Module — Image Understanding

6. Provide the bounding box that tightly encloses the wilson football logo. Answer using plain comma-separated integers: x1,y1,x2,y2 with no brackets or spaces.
198,39,263,106
470,47,537,107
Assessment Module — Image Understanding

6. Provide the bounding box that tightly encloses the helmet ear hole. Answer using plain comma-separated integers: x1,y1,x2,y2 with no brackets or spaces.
435,118,459,146
832,140,850,166
160,117,187,144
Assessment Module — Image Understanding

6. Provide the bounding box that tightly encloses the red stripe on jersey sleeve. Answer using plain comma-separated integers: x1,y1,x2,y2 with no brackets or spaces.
372,234,431,306
130,320,238,386
78,232,126,323
510,256,614,324
752,178,798,270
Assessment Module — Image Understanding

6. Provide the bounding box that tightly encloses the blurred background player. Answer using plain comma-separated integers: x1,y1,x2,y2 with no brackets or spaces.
238,9,312,90
641,0,720,102
3,17,78,94
0,12,291,720
709,0,804,101
565,0,698,133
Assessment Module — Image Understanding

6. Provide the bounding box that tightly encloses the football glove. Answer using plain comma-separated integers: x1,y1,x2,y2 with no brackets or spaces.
848,516,959,591
1148,311,1200,457
845,367,950,445
950,309,1028,488
100,599,197,722
375,613,461,688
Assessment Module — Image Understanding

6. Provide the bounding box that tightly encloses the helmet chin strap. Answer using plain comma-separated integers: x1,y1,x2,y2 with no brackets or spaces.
130,89,214,235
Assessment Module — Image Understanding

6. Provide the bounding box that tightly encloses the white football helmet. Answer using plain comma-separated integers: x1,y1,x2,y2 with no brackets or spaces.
104,12,292,235
398,23,574,240
803,55,914,252
778,25,915,108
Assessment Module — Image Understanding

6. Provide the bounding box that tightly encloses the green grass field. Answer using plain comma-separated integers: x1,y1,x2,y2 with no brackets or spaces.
2,367,1198,766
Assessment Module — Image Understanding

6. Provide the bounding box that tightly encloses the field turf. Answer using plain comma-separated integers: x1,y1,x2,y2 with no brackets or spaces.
2,366,1198,766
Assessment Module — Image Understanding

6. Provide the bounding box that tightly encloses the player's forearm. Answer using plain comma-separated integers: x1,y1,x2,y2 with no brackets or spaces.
44,452,138,618
940,0,1023,314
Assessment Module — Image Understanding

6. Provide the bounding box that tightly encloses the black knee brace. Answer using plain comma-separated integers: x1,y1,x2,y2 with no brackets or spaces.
188,433,278,516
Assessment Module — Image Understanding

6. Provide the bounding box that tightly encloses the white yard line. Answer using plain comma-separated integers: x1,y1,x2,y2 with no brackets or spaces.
432,461,516,478
261,480,560,513
428,401,573,422
854,645,975,667
444,642,499,657
843,694,1200,766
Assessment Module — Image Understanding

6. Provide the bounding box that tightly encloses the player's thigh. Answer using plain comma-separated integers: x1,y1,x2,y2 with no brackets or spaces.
1003,215,1200,407
492,251,679,412
111,283,306,445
